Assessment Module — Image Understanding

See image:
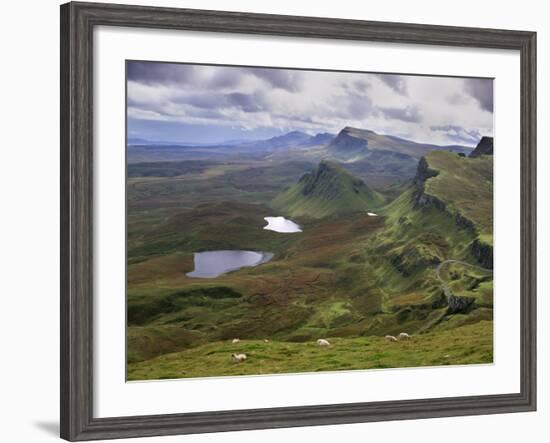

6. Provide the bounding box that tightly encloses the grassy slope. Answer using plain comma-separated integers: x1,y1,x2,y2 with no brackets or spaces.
126,211,387,361
353,152,493,329
272,161,385,218
366,187,476,306
126,154,493,379
128,321,492,380
423,151,493,244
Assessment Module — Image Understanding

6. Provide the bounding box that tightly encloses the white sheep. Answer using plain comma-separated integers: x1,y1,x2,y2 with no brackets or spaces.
385,335,398,342
231,338,240,344
231,353,247,363
264,339,270,343
398,332,411,341
317,338,330,347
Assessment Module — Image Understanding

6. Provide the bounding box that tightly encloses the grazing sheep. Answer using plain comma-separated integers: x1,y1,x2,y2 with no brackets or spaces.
264,339,270,343
385,335,398,343
231,338,240,344
317,338,330,347
231,353,247,363
398,332,411,341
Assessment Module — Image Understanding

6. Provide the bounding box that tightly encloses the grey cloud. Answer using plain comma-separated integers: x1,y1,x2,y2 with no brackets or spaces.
379,106,422,123
271,113,318,125
225,92,265,112
127,62,492,146
430,124,481,144
329,93,373,119
376,74,408,95
347,95,372,118
177,94,219,109
445,133,480,145
128,61,306,92
354,80,370,92
208,69,243,88
157,91,268,115
127,61,196,86
247,68,303,92
184,107,227,120
446,93,469,105
128,101,228,121
463,78,493,112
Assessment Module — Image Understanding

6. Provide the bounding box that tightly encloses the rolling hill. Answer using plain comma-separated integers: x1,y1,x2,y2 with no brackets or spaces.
272,160,385,218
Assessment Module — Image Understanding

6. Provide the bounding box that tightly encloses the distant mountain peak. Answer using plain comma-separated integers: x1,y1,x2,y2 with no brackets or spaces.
341,126,376,135
253,130,335,150
328,126,472,161
327,127,372,159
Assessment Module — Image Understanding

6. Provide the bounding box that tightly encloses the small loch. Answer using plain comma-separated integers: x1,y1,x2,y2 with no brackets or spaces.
263,216,302,233
186,250,274,278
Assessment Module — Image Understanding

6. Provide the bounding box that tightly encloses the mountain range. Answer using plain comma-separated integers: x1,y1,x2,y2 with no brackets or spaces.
129,126,474,158
326,126,472,162
128,126,479,189
239,131,335,150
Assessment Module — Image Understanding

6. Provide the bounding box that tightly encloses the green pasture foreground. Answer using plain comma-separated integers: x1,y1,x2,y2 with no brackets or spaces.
128,320,492,381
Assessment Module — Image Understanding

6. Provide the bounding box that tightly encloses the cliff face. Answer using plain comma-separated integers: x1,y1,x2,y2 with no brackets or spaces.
471,238,494,269
412,154,493,269
469,136,494,158
413,156,445,210
326,127,370,159
447,294,476,314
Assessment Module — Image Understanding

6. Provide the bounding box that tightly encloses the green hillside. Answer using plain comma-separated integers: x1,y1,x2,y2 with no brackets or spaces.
126,149,493,380
421,151,493,244
363,150,494,311
272,160,385,218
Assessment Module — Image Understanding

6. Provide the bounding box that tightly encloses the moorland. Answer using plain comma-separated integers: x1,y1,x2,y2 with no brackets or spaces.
126,127,494,380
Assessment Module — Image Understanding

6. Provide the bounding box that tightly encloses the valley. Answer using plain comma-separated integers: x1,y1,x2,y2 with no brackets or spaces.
126,127,494,380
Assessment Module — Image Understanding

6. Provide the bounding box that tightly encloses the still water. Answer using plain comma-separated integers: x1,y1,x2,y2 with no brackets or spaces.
263,216,302,233
186,250,274,278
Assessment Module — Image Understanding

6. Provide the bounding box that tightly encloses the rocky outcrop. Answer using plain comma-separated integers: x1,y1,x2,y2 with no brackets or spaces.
455,212,476,234
431,292,448,309
469,136,494,158
414,157,439,186
413,156,483,238
414,193,447,211
471,238,494,269
413,157,443,209
389,242,444,278
447,294,476,314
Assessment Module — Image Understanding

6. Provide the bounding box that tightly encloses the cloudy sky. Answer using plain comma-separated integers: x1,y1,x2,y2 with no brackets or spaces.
127,61,493,146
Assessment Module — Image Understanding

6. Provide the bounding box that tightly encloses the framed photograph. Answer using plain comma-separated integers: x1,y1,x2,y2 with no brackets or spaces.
60,1,536,440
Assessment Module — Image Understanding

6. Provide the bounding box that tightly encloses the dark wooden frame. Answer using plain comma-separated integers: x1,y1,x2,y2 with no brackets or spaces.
60,1,537,441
